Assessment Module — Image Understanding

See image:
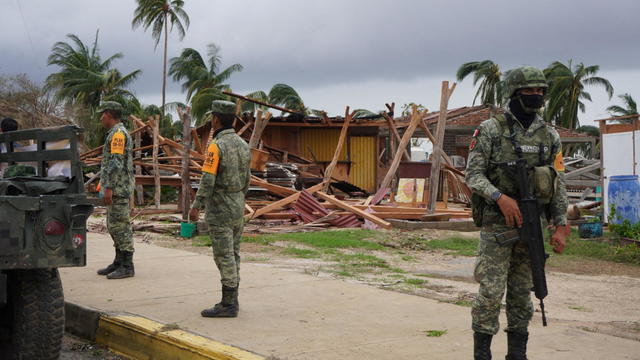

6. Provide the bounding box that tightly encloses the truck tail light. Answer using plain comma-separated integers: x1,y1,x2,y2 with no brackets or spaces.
72,234,85,248
44,220,65,236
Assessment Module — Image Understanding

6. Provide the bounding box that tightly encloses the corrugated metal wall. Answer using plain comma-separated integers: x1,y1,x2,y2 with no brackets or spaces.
301,129,347,161
301,129,376,192
350,136,376,192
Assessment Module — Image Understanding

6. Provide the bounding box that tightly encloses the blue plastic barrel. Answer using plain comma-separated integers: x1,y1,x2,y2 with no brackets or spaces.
608,175,640,225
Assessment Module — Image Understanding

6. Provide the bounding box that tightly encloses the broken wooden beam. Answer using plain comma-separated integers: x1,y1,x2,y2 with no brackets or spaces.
323,107,354,190
427,81,456,214
250,182,327,220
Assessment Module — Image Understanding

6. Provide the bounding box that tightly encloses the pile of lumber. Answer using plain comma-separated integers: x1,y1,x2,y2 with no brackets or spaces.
81,83,475,230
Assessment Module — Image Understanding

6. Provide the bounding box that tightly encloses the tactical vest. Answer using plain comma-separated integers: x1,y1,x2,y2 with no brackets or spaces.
472,114,559,227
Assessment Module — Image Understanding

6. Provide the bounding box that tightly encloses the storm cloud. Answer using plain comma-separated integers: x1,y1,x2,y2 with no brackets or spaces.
2,0,639,122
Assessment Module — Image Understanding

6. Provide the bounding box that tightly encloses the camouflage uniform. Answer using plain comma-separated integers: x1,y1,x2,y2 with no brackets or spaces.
101,122,135,253
466,67,568,340
192,128,251,288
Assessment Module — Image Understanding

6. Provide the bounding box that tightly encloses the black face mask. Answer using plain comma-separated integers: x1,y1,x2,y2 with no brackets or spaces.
508,98,537,128
520,94,544,110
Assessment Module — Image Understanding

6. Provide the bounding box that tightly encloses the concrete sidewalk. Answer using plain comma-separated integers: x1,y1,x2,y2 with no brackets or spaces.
60,232,640,360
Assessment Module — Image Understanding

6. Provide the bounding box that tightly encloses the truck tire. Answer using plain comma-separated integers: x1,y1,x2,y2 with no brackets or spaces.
0,269,65,360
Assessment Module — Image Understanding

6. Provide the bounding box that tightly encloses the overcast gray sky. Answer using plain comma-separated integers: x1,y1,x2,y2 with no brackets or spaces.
2,0,639,125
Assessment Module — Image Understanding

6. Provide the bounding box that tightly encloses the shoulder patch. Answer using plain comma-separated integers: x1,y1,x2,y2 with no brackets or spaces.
202,142,220,175
553,150,565,172
110,130,125,155
469,128,480,150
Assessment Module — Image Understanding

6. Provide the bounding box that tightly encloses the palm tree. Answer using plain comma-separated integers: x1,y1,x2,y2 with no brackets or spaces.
544,60,613,129
128,97,182,139
241,84,307,116
45,31,141,108
456,60,503,106
168,43,243,123
132,0,189,116
606,93,638,124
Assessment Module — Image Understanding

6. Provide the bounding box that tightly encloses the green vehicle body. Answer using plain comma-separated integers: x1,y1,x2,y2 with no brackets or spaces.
0,125,93,358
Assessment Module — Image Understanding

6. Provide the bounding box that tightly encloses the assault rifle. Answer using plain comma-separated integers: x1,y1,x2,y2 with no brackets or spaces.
512,157,549,326
496,112,550,326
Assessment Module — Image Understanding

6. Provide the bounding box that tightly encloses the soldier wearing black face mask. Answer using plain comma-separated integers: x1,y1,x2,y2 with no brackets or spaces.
509,90,545,129
466,66,570,360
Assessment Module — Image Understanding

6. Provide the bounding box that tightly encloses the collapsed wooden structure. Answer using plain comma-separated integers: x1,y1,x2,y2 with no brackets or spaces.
80,82,491,230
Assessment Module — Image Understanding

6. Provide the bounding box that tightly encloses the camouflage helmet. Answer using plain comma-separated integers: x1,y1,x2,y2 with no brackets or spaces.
209,100,236,115
502,66,548,99
97,101,124,113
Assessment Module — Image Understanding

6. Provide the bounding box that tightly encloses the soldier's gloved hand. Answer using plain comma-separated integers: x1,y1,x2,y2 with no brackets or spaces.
550,224,569,254
496,194,523,228
189,208,199,222
103,188,113,206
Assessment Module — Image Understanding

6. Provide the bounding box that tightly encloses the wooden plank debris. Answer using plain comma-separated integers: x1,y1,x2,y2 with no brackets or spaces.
427,81,457,214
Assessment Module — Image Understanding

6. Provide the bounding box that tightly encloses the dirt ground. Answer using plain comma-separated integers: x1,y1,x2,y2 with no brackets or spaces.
89,216,640,343
61,335,125,360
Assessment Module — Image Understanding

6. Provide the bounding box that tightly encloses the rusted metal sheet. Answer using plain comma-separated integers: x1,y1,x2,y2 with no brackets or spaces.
293,190,361,228
349,136,376,192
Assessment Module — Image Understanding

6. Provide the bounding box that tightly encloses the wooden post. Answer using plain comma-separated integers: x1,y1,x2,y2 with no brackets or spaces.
248,110,272,149
152,115,161,209
179,108,192,221
134,127,144,206
379,105,427,191
427,81,456,214
382,112,411,161
323,107,354,191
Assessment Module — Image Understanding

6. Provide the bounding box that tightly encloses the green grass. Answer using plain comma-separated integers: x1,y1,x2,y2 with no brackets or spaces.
333,253,389,268
451,299,473,307
244,257,270,262
245,230,384,250
548,229,640,266
390,267,407,274
424,330,448,337
281,248,322,259
401,255,418,262
415,273,437,278
331,253,391,276
423,237,479,256
334,270,355,277
404,278,426,286
192,235,211,247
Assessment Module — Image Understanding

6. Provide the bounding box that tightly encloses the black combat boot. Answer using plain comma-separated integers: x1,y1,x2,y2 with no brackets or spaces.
107,251,135,279
474,332,493,360
211,286,239,310
505,331,528,360
201,285,238,318
97,249,122,276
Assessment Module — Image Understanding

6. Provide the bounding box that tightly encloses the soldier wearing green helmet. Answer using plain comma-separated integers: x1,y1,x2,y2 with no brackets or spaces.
190,100,251,318
465,66,570,359
96,100,135,279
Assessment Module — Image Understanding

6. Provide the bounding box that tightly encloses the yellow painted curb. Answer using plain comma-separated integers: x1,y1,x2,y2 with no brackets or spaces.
95,314,265,360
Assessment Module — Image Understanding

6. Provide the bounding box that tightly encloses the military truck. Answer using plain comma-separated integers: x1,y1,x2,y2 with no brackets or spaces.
0,126,93,359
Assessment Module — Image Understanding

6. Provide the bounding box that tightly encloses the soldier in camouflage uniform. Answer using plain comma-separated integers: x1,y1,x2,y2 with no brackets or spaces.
190,100,251,318
465,66,570,360
96,101,135,280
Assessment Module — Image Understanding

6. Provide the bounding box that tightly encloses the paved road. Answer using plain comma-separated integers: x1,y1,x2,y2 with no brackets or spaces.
61,335,124,360
60,233,640,360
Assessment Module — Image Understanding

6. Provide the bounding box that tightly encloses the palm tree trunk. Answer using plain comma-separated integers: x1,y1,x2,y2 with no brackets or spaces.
161,12,168,117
